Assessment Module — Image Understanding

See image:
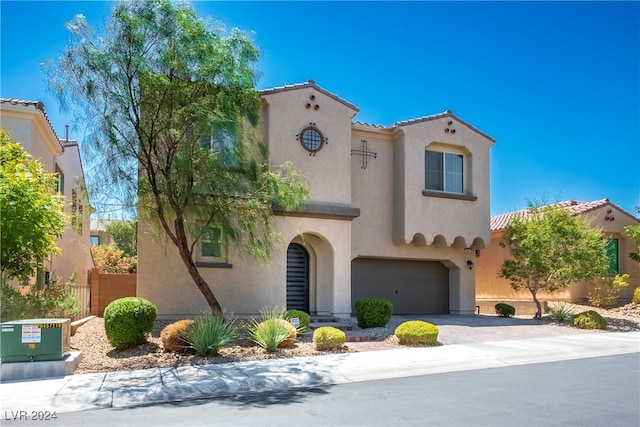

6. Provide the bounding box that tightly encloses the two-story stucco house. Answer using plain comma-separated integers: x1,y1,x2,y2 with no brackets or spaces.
0,98,93,287
137,80,495,318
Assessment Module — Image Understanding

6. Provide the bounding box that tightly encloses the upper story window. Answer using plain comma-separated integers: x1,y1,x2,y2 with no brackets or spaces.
200,125,237,165
425,150,463,194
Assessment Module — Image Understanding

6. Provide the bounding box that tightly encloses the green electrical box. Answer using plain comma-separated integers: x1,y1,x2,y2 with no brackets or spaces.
0,319,70,363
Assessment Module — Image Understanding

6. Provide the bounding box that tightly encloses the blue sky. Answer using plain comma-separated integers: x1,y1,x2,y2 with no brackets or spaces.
1,1,638,217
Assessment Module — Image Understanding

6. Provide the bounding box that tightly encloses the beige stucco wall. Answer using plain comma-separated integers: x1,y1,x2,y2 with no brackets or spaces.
53,142,93,285
137,215,353,318
261,87,357,204
476,204,640,304
1,103,92,286
350,118,492,314
393,117,493,248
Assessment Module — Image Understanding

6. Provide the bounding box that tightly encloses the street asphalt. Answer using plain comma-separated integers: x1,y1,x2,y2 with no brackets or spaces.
0,318,638,415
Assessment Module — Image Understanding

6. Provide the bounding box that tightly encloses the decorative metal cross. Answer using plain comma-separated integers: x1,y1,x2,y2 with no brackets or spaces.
351,140,377,169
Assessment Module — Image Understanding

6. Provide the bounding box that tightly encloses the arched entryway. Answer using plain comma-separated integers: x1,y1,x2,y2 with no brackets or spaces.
286,243,310,312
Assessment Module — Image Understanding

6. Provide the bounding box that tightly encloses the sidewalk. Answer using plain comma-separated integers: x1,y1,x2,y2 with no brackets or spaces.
1,330,638,414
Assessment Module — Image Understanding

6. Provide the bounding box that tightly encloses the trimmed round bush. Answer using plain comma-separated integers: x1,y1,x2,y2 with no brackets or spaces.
285,309,311,333
161,319,194,353
103,297,157,350
495,303,515,318
395,320,439,346
355,298,393,329
313,326,346,351
633,287,640,305
572,310,607,330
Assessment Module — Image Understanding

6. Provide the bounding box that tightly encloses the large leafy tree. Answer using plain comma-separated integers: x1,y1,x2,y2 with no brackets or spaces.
499,202,609,319
0,128,67,281
46,0,308,313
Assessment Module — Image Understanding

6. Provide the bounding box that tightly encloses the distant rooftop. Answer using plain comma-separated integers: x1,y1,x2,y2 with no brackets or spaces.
490,199,638,231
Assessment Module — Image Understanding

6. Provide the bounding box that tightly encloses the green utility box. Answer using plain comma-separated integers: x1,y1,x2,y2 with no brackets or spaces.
0,319,70,362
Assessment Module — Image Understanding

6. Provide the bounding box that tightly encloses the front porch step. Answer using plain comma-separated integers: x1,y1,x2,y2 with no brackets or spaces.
309,321,354,331
309,316,342,323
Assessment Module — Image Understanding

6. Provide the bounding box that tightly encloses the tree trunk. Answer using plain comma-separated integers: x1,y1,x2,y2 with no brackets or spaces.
530,289,543,320
173,218,223,315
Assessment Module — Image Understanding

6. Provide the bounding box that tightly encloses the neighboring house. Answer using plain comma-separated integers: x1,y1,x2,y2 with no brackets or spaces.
0,98,93,287
90,218,116,246
475,199,640,313
138,80,495,318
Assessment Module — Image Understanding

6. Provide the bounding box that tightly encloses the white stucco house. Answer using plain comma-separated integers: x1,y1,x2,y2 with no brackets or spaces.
0,98,93,287
137,80,495,318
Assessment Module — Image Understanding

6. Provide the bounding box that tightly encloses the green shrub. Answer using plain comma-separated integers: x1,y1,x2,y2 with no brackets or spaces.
394,320,439,346
246,307,296,352
572,310,607,330
0,274,80,322
285,309,310,333
0,280,27,321
103,297,157,350
546,302,573,323
495,303,515,318
354,298,393,329
587,274,629,308
181,315,239,356
313,326,346,351
632,287,640,305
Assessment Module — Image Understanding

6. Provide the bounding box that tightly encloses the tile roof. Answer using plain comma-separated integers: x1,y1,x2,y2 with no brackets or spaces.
260,83,494,142
490,199,638,231
394,109,496,143
0,98,63,148
259,79,359,112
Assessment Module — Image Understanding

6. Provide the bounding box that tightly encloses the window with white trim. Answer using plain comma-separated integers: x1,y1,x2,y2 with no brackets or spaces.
425,150,464,194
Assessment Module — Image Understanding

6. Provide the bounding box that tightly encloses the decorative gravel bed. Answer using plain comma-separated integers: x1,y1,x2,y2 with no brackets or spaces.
70,303,639,374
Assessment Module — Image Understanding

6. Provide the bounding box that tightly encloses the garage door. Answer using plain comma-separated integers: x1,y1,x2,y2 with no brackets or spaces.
351,258,449,315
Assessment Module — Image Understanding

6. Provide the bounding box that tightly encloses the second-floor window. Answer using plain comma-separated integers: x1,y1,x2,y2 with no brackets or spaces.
200,126,236,166
425,150,463,194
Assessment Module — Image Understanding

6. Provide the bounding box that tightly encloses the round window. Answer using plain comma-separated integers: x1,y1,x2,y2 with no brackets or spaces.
299,125,325,154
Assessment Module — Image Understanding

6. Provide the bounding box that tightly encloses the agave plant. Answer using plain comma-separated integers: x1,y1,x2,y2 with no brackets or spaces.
547,302,574,323
181,314,240,356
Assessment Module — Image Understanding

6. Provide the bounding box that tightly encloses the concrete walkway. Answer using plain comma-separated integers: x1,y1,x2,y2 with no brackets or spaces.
1,324,638,415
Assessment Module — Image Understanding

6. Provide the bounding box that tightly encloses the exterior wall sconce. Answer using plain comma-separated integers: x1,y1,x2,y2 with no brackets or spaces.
467,260,474,269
